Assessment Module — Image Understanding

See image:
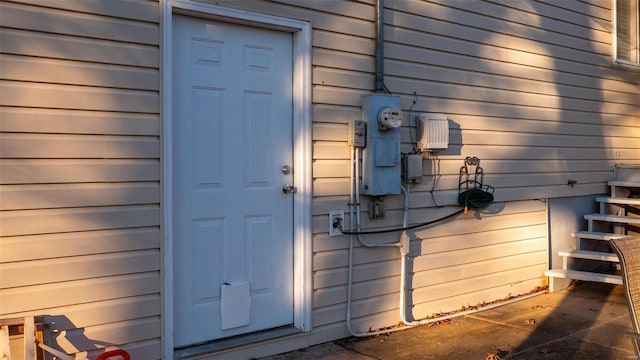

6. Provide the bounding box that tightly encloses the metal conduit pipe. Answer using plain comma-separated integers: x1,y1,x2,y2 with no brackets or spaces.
375,0,385,92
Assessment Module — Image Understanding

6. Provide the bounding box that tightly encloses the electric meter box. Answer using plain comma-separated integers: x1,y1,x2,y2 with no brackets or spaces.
360,93,402,196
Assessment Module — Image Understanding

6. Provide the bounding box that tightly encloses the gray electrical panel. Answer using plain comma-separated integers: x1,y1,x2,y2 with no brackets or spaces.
360,94,402,196
402,154,423,183
348,120,366,148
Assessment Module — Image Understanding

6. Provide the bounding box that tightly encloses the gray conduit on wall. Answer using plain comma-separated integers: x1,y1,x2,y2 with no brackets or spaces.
375,0,385,93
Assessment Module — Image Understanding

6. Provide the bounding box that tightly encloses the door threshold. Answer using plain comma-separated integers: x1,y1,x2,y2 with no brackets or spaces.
174,326,302,359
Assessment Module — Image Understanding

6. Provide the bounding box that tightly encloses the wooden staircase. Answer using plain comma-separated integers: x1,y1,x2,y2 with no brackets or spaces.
546,165,640,290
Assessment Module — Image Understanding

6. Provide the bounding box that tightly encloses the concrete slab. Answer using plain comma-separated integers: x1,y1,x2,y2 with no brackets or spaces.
507,336,633,360
259,342,374,360
337,317,533,359
259,282,637,360
571,316,634,353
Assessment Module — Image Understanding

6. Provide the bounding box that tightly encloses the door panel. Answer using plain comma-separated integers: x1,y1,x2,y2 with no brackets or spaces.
172,14,294,347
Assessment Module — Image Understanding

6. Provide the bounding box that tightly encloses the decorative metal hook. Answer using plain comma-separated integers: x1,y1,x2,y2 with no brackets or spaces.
458,156,495,214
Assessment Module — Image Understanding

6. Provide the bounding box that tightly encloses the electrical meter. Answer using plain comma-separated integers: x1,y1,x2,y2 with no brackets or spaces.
378,106,402,131
361,94,402,196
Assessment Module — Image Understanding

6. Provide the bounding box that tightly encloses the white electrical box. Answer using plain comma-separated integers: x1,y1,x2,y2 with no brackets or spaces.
416,113,449,152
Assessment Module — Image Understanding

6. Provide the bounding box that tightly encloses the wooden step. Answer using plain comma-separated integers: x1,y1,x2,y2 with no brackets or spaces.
608,180,640,188
608,181,640,198
615,164,640,170
613,164,640,183
545,269,622,285
558,250,619,262
596,196,640,206
584,213,640,225
572,231,629,241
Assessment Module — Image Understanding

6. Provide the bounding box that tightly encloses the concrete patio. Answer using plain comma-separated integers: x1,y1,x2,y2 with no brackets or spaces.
260,281,637,360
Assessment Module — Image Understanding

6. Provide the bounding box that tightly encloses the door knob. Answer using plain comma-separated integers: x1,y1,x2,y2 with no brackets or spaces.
282,184,297,194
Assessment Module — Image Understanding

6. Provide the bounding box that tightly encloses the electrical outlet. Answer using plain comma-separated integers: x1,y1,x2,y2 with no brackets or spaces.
329,210,344,236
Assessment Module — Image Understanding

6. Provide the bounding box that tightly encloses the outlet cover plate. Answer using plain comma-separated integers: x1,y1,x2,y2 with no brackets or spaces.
329,210,344,236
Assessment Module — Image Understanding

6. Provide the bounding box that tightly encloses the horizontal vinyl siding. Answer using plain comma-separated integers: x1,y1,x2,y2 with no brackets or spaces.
310,201,547,339
211,1,608,343
4,0,640,358
0,0,161,358
176,0,637,353
311,0,640,205
304,0,639,347
382,0,640,204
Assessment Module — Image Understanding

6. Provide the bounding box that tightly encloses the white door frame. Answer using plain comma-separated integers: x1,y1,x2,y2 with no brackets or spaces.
161,1,312,357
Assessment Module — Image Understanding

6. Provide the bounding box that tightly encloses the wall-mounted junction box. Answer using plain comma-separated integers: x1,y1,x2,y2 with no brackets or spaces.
402,154,423,183
348,120,366,148
416,113,449,152
360,94,402,196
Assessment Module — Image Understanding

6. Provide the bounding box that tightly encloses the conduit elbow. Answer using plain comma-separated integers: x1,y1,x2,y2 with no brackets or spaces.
399,231,410,256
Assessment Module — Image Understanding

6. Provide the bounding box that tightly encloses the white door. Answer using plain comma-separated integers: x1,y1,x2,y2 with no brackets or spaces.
172,14,294,347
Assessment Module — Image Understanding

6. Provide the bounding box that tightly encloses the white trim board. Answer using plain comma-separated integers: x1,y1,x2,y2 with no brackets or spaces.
161,1,312,358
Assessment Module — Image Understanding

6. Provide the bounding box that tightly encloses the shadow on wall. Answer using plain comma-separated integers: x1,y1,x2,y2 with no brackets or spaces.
38,315,129,360
0,1,161,358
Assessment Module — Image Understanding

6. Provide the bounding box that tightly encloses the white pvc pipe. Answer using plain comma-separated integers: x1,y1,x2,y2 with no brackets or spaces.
346,146,358,336
350,146,355,239
399,277,546,327
345,148,547,337
397,185,545,326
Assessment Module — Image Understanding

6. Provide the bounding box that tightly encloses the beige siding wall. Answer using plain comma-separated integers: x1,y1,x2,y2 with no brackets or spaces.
0,0,161,358
3,0,640,357
220,0,638,345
